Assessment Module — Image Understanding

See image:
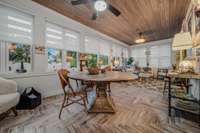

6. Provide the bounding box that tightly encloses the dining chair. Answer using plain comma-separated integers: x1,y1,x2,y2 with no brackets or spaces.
57,69,87,119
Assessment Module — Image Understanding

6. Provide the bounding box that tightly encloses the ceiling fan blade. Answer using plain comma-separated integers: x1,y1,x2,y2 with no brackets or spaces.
91,12,98,20
71,0,89,5
142,30,154,35
107,4,121,16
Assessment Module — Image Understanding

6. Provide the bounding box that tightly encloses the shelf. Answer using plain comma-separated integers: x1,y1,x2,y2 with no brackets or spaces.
170,92,199,103
170,99,200,115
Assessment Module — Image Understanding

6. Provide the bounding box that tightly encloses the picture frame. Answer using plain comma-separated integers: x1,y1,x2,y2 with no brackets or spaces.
35,46,45,55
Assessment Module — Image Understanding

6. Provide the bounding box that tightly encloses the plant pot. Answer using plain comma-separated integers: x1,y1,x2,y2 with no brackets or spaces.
88,67,99,75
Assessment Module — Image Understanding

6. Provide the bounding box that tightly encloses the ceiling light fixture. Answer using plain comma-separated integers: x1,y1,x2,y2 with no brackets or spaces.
94,0,107,12
135,32,146,43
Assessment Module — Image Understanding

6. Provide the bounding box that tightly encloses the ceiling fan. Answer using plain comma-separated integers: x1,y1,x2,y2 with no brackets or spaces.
71,0,121,20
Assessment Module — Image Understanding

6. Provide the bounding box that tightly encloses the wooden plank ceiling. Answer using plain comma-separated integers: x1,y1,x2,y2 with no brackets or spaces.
33,0,190,45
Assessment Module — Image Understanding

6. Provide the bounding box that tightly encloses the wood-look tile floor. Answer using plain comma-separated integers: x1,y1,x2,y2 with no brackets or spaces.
0,80,199,133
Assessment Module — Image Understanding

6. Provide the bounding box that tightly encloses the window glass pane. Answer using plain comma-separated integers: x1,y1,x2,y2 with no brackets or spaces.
48,48,62,71
86,53,97,67
99,55,108,66
64,51,77,68
8,43,31,72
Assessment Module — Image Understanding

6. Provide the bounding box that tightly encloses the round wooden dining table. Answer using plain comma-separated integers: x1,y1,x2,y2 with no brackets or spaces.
68,71,138,113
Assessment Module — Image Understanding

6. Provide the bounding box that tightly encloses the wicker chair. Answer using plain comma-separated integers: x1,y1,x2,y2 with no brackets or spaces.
57,69,87,119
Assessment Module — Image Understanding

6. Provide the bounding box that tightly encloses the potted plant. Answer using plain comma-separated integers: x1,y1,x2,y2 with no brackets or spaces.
9,44,31,73
87,54,99,75
126,57,133,66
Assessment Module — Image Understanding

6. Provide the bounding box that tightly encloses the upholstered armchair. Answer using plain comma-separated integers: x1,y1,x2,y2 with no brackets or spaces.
0,77,20,116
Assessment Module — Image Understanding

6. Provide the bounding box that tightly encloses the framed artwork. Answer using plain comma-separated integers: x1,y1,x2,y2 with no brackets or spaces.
35,46,45,55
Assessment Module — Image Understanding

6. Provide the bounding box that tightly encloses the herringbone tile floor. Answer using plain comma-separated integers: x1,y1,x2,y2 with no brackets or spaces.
0,80,199,133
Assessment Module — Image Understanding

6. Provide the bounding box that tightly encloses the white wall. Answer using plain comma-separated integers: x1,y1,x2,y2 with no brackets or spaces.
0,0,129,97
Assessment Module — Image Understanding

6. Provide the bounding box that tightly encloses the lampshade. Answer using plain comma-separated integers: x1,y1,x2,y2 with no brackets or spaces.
172,32,192,50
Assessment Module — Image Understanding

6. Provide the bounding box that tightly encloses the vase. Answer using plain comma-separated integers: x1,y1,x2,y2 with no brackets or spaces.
88,67,99,75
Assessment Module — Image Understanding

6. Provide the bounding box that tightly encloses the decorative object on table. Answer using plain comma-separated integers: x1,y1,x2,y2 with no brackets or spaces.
9,43,31,73
179,59,194,73
35,46,45,55
87,54,99,75
16,87,41,110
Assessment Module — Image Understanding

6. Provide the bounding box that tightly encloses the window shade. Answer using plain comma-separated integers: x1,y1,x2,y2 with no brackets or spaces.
0,5,33,44
99,40,111,56
123,48,128,58
84,36,100,54
112,45,122,57
64,29,80,51
131,47,146,67
149,44,171,68
45,22,63,49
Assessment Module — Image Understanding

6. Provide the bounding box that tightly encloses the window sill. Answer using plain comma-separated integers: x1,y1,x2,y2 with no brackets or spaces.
0,71,57,79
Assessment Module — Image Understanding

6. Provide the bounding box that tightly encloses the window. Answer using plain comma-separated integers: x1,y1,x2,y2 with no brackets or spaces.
64,51,77,68
0,5,33,44
132,43,171,68
84,36,100,54
112,45,122,58
0,5,33,73
47,48,62,71
149,44,171,68
7,42,31,73
46,22,63,49
99,40,111,56
46,22,80,71
64,29,80,52
99,55,108,66
131,47,146,67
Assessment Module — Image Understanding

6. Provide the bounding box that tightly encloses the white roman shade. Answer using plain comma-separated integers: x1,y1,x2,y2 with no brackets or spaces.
149,46,159,67
46,22,63,49
172,32,192,50
0,5,33,44
64,29,80,51
112,45,122,57
84,36,100,54
123,48,128,58
149,44,171,68
132,47,146,67
99,40,111,56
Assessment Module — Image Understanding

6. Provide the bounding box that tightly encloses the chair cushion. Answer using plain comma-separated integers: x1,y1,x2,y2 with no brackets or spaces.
0,77,17,95
0,93,20,114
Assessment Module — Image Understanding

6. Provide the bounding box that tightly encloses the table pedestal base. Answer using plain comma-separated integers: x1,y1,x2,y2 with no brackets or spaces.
88,82,116,113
